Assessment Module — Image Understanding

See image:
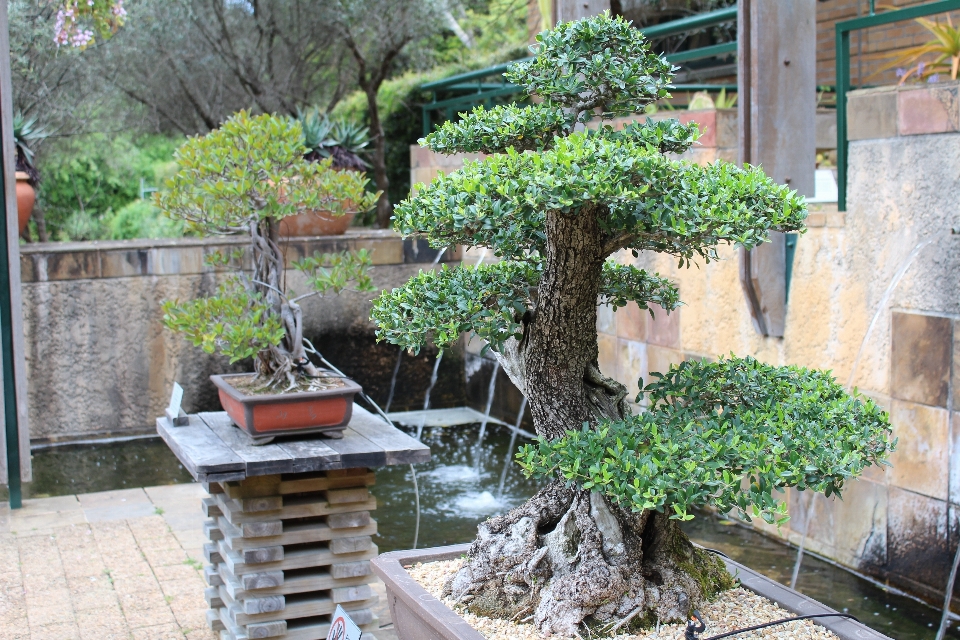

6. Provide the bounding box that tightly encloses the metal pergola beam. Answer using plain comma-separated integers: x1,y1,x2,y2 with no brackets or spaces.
0,0,32,509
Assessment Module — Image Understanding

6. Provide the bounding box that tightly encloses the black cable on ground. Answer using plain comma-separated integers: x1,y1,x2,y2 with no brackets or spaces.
698,613,861,640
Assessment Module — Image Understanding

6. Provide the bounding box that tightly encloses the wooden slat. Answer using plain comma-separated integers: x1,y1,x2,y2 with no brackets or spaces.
200,412,297,476
273,438,342,474
222,569,371,600
214,491,377,525
223,471,375,500
218,540,378,576
219,516,377,551
346,408,430,466
318,428,386,469
219,611,379,640
228,590,379,626
157,416,245,479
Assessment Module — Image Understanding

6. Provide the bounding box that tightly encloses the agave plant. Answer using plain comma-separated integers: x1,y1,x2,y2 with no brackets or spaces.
13,112,48,184
876,14,960,83
296,107,370,170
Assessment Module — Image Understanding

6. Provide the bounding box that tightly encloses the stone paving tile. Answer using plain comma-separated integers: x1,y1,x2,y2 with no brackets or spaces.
5,488,219,639
29,622,81,639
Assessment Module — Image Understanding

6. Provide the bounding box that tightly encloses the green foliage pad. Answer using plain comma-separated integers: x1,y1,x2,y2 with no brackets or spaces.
518,357,895,523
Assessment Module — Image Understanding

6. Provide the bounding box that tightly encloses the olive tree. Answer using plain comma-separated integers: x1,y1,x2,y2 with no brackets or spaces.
372,14,893,636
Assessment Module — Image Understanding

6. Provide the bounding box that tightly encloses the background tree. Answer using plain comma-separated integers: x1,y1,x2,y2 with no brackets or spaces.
372,14,893,636
328,0,448,228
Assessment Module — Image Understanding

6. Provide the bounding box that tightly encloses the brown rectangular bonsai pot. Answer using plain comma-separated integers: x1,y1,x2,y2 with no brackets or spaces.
211,372,362,440
372,544,894,640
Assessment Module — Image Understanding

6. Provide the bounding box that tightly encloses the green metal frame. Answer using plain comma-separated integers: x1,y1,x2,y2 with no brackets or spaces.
835,0,960,211
421,7,739,136
0,119,20,509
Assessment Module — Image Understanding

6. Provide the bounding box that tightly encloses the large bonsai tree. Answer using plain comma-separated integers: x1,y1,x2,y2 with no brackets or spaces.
373,14,893,637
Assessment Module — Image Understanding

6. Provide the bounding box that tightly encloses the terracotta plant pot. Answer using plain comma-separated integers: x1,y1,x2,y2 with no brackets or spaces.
279,209,355,236
15,172,34,234
211,373,362,441
372,544,893,640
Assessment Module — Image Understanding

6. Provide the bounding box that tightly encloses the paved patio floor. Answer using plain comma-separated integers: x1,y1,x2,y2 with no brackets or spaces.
0,484,396,640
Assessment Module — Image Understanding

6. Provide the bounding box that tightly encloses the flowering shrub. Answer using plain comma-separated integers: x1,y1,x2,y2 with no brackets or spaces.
53,0,126,49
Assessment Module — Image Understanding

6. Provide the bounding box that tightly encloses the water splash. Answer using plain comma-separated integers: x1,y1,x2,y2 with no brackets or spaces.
423,464,481,484
846,239,933,391
384,349,403,413
497,396,528,503
416,351,444,441
441,490,504,517
431,246,447,267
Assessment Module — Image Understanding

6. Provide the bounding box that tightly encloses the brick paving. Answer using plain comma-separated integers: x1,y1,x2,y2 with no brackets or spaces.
0,485,396,640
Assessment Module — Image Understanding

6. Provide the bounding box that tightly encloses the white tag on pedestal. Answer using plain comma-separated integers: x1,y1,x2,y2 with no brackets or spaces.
326,605,362,640
165,382,189,426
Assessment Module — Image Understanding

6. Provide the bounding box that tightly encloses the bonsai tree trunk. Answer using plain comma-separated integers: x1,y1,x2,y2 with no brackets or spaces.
444,209,733,636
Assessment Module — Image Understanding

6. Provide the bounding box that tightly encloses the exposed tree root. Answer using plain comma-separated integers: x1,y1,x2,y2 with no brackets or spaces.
444,481,734,637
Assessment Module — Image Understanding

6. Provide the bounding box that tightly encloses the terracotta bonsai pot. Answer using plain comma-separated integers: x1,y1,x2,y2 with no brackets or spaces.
211,372,362,441
279,209,355,236
15,171,34,234
372,544,894,640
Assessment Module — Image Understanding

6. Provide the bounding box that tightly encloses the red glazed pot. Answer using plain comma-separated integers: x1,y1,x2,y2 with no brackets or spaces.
211,373,362,440
15,172,34,234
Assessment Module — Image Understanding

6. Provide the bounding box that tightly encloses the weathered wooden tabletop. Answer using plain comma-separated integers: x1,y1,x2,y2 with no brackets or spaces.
156,404,430,483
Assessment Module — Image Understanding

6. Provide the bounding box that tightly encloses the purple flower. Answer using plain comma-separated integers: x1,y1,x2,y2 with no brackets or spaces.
896,68,906,78
929,73,941,83
918,61,927,75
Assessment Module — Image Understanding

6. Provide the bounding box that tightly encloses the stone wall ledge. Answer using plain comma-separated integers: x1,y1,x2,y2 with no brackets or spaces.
848,81,960,140
19,230,460,283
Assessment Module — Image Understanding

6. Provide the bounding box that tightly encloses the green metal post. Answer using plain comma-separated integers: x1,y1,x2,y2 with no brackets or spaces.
836,25,849,212
0,122,21,509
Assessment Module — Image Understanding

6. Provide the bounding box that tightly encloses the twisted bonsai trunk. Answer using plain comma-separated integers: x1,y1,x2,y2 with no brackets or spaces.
445,208,733,636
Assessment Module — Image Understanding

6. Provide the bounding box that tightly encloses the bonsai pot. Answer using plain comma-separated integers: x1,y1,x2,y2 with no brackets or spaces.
372,544,894,640
211,372,362,441
15,171,34,234
279,209,355,236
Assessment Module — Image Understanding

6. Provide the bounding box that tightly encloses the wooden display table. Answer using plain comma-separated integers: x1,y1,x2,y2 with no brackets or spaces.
158,405,430,640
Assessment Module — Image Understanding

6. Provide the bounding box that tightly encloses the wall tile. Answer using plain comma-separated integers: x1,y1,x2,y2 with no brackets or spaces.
647,304,680,348
950,412,960,507
598,334,618,382
43,251,100,281
788,490,836,552
887,487,950,591
848,88,898,140
833,479,887,567
888,400,949,501
891,311,951,408
898,86,959,136
646,345,682,380
617,339,647,400
597,303,616,336
615,302,646,341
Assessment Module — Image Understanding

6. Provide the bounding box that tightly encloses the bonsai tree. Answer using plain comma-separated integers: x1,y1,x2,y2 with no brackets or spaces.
372,14,894,637
159,111,379,391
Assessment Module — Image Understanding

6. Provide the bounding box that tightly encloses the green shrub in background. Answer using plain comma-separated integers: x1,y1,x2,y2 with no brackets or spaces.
35,133,183,241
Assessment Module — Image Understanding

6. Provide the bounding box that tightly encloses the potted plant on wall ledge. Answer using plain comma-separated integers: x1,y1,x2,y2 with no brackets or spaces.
159,111,380,442
280,108,373,237
13,112,48,235
371,13,894,639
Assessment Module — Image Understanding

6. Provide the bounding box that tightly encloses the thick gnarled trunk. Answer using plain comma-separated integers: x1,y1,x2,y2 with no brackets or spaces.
451,208,733,635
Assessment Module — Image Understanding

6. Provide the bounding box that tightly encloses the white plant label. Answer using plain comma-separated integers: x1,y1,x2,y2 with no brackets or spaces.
167,382,184,418
326,605,362,640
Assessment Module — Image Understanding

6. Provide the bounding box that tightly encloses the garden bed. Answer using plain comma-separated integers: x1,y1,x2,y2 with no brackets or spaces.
372,544,894,640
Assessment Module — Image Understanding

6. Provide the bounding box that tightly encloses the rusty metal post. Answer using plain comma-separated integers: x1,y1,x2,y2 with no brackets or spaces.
555,0,610,24
737,0,816,337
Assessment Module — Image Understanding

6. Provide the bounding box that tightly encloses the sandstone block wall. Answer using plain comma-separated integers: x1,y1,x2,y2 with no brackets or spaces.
20,231,460,443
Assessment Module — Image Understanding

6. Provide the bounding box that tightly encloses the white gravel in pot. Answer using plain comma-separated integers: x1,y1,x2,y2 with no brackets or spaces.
407,559,841,640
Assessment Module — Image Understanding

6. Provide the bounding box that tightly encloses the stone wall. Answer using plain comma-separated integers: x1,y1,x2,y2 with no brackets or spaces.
20,230,460,443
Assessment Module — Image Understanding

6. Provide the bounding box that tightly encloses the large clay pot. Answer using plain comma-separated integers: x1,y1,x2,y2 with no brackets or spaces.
15,172,34,234
211,372,362,441
279,209,356,237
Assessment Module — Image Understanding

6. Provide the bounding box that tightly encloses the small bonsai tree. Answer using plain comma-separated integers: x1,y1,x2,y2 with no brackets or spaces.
372,14,894,636
159,111,379,391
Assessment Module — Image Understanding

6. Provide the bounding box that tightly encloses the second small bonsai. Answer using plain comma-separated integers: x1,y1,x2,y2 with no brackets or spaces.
158,111,380,439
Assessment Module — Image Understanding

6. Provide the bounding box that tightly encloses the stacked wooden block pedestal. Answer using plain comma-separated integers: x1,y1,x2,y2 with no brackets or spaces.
201,469,381,640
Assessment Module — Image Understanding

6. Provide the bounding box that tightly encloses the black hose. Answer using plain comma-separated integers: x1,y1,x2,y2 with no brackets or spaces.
702,613,861,639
